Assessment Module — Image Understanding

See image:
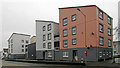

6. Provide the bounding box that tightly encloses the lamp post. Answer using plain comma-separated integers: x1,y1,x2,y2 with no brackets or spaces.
77,8,87,64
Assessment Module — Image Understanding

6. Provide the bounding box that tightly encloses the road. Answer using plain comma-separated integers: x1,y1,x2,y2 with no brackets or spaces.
1,59,120,68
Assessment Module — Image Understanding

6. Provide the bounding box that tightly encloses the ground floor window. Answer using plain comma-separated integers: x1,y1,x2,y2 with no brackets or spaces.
48,51,52,57
63,51,69,57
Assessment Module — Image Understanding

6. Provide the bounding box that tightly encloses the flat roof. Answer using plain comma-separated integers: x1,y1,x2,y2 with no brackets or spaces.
8,33,31,41
36,20,59,24
59,5,113,19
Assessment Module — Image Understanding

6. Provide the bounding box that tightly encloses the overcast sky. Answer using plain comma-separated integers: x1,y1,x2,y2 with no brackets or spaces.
1,0,120,51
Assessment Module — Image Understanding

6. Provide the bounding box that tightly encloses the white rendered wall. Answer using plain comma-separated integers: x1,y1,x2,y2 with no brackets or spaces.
36,21,59,51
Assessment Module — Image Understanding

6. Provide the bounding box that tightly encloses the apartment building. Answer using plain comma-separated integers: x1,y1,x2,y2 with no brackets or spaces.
113,41,120,56
36,20,59,60
59,5,113,61
8,33,30,59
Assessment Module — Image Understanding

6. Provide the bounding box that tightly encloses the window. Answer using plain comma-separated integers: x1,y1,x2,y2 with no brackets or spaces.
108,39,111,47
63,51,69,57
99,23,104,33
26,40,29,43
21,40,24,43
25,49,27,52
48,42,51,49
22,45,24,48
63,29,68,37
72,14,76,21
48,24,51,31
72,38,77,45
48,51,52,57
63,18,67,26
22,49,24,52
25,45,27,47
99,36,104,46
11,39,13,43
11,44,13,48
11,49,13,53
43,26,46,31
72,26,76,35
99,10,103,20
48,33,51,40
43,35,46,41
108,28,111,36
114,45,117,48
43,43,46,48
63,40,68,48
108,16,111,25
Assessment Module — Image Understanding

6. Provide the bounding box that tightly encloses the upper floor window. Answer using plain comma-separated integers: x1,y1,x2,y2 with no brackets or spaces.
26,40,29,43
43,43,46,48
21,40,24,43
43,35,46,41
63,29,68,37
48,42,51,49
63,18,67,26
63,40,68,48
99,10,103,20
11,49,13,53
108,28,111,36
72,14,76,21
48,24,51,31
114,45,117,48
108,39,111,47
48,33,52,40
108,16,111,25
72,38,77,45
22,44,24,48
72,26,76,35
11,44,13,48
11,39,13,43
99,36,104,46
99,23,104,33
43,26,46,31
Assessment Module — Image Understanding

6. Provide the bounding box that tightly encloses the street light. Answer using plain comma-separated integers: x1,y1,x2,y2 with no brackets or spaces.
77,8,87,64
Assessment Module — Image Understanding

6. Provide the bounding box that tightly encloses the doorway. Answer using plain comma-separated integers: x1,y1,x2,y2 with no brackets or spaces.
73,50,78,61
43,51,45,60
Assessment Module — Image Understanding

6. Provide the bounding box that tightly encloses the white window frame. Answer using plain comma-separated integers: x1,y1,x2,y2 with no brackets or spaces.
72,14,76,21
63,51,69,57
63,40,68,48
108,17,111,25
63,29,68,37
99,10,103,20
72,38,77,45
72,26,76,35
43,26,46,31
43,35,46,41
108,39,111,47
108,28,111,36
63,18,67,26
48,24,51,31
99,23,103,33
48,42,51,49
48,33,51,40
99,36,104,46
48,51,52,57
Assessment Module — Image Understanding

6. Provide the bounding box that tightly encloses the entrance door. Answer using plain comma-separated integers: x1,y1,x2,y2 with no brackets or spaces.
43,51,45,60
73,50,78,61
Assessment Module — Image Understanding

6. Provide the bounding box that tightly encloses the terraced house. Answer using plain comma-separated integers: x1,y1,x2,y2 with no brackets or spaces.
36,20,59,60
59,5,113,61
